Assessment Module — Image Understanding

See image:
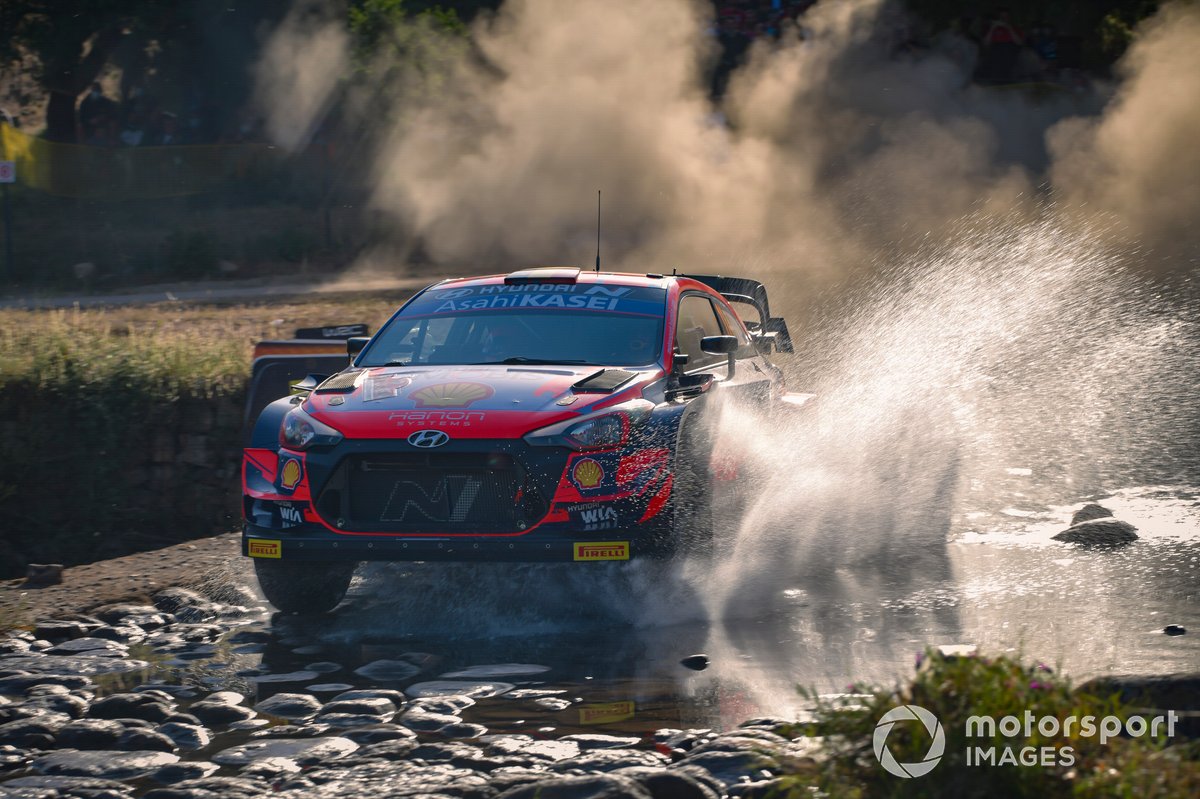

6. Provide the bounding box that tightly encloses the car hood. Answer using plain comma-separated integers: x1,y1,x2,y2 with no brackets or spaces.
303,364,657,439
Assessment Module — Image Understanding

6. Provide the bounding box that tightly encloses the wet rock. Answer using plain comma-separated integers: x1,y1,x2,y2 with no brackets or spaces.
356,738,417,760
0,639,31,655
118,727,178,752
0,715,67,747
24,563,65,587
88,693,173,722
0,655,147,678
161,712,202,725
187,701,256,726
307,683,354,694
148,761,221,784
32,621,87,643
672,735,783,788
533,697,572,711
92,604,173,630
551,749,670,774
399,707,461,732
25,691,88,718
226,630,272,645
45,638,129,657
441,722,489,739
653,730,714,754
485,734,580,763
156,722,211,750
564,734,645,750
251,723,333,739
228,718,270,731
498,773,654,799
152,588,218,622
353,659,421,682
408,740,509,771
306,661,343,674
320,713,398,729
200,691,243,705
32,749,179,780
211,736,358,766
341,724,417,745
320,697,397,716
1,775,134,797
0,674,93,694
407,694,472,714
1052,518,1138,546
615,767,721,799
440,664,551,679
142,776,267,799
729,778,790,798
239,755,303,779
680,655,709,672
254,692,322,720
1165,625,1187,636
55,718,126,749
407,680,514,699
90,625,147,644
1071,503,1114,525
501,689,566,701
250,670,321,685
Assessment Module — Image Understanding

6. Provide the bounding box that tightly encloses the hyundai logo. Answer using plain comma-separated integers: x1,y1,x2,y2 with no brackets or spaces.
407,429,450,448
434,288,474,299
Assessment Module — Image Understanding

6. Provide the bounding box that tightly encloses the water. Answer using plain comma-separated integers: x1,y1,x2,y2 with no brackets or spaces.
98,219,1200,735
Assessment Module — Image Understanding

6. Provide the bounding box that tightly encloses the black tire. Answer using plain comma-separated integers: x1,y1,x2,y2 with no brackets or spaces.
254,559,357,614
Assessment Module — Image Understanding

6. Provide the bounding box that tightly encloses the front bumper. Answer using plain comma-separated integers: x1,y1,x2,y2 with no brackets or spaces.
242,437,675,563
242,521,669,562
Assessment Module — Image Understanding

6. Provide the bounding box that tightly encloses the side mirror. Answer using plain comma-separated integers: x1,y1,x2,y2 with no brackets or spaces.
700,335,737,355
666,372,714,402
347,337,369,358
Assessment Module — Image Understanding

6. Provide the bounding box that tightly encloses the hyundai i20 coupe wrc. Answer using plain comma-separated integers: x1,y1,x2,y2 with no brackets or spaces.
242,267,808,613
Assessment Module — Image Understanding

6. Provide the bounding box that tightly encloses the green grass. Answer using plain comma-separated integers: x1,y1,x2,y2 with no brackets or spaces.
768,649,1200,798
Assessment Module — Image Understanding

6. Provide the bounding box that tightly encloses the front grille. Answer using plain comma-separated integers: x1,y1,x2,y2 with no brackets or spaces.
316,452,546,533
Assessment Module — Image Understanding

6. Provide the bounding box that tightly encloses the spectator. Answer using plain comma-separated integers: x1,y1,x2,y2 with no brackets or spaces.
78,82,116,141
978,8,1024,84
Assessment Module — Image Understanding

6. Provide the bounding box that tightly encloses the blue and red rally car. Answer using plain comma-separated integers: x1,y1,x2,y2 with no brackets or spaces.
242,268,805,612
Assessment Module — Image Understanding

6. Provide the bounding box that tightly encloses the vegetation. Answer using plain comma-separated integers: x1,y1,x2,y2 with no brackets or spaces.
769,648,1200,797
0,292,405,576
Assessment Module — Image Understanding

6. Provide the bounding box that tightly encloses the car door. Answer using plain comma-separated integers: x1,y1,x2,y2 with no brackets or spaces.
674,292,773,407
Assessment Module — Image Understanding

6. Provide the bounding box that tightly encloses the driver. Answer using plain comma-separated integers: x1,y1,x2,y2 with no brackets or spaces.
479,320,524,361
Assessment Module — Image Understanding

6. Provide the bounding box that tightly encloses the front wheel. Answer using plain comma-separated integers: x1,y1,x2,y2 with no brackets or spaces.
253,559,357,614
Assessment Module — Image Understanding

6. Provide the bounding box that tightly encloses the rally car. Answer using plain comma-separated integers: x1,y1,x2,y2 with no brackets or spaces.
243,267,806,613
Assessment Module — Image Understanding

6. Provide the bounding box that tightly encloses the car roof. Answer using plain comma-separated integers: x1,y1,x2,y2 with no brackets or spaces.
431,268,673,291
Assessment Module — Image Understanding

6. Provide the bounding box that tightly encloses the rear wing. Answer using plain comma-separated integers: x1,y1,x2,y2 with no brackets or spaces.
683,274,793,353
244,323,369,436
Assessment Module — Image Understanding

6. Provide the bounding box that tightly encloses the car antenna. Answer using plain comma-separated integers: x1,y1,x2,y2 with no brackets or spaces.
595,190,601,273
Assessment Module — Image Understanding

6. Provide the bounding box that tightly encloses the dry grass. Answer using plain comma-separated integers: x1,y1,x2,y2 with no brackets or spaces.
0,289,414,389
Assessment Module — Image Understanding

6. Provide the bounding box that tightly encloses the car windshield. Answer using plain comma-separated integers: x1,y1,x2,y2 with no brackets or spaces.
360,283,667,367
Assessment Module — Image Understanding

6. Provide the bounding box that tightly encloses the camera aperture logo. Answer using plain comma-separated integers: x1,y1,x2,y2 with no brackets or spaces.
873,705,946,778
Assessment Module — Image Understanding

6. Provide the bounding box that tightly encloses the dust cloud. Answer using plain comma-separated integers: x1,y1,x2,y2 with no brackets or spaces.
251,0,1199,290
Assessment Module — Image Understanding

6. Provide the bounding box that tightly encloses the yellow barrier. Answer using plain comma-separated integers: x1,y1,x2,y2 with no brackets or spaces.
0,123,285,200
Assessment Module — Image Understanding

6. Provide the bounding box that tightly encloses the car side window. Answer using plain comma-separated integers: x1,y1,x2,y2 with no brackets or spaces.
675,294,725,370
714,302,756,360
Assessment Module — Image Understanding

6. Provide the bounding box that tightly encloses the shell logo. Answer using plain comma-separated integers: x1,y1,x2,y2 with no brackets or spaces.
410,382,494,408
573,458,604,489
280,459,302,490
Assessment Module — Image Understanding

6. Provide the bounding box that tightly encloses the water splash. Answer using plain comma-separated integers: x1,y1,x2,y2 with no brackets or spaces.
701,215,1197,620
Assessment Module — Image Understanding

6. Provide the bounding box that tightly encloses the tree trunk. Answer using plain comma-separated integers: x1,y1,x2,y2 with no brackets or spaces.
44,90,79,143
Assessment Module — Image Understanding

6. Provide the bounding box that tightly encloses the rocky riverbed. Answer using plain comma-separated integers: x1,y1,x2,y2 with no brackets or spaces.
0,586,820,799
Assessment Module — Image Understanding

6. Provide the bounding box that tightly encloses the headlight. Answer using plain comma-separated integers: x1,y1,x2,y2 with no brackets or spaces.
280,405,344,451
525,399,653,451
